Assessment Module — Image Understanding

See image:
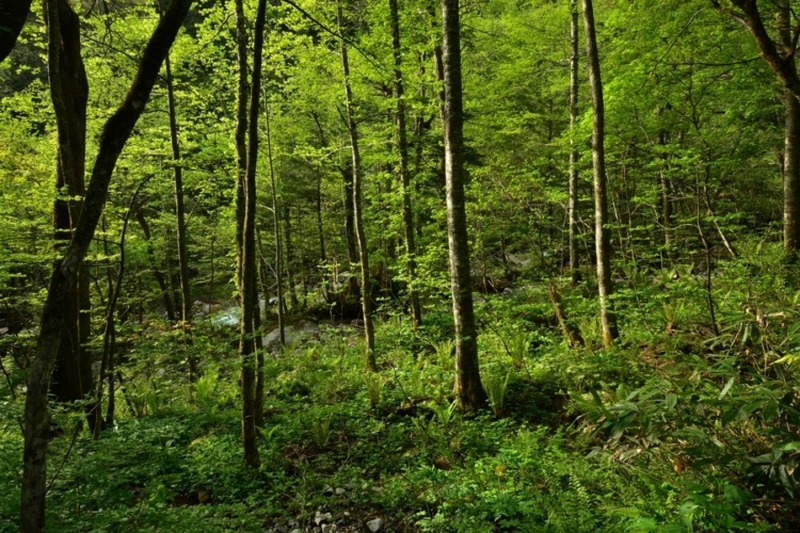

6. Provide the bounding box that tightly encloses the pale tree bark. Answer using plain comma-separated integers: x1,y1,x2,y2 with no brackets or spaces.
389,0,422,327
582,0,618,347
711,0,800,265
265,102,286,347
338,1,376,370
441,0,486,410
47,0,95,430
568,0,580,284
21,1,193,530
163,51,196,377
284,204,299,309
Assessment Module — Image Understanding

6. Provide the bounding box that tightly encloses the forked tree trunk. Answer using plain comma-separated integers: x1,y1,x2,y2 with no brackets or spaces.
0,0,31,63
47,0,96,430
21,2,192,530
582,0,618,347
441,0,486,410
389,0,422,327
338,1,376,370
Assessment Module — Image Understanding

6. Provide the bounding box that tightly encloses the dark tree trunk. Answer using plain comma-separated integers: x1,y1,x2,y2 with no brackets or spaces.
0,0,31,63
582,0,618,347
47,0,95,430
338,1,376,369
235,0,266,469
441,0,486,410
21,2,192,530
389,0,422,327
163,51,196,377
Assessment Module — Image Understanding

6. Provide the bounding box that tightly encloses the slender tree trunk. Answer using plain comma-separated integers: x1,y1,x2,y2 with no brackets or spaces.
164,51,196,377
568,0,580,285
338,1,375,369
657,127,673,264
235,0,266,469
21,2,192,530
389,0,422,327
284,204,299,309
265,103,286,347
582,0,618,347
784,90,800,265
441,0,486,410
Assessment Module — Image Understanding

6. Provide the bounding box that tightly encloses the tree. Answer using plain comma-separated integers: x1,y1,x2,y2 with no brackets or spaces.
582,0,618,347
711,0,800,267
46,0,95,428
235,0,268,469
389,0,422,327
441,0,486,410
338,1,376,370
21,1,193,530
0,0,31,63
568,0,580,284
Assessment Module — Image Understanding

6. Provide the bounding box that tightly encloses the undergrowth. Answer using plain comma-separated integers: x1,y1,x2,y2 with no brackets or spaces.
1,242,798,531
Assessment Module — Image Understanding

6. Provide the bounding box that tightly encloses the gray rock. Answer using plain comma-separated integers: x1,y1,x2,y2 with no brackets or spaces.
323,485,335,496
335,487,346,496
365,518,385,533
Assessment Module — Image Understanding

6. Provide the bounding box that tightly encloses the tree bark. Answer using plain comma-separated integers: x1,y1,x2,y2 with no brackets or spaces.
568,0,580,284
47,0,95,429
265,103,286,347
338,1,376,370
284,204,299,309
441,0,486,410
582,0,618,347
164,51,196,377
21,1,192,530
712,0,800,265
389,0,422,328
0,0,31,63
236,0,267,469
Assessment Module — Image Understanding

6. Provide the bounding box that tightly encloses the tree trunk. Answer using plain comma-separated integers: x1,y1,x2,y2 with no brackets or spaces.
0,0,31,63
784,90,800,265
389,0,422,328
164,51,196,377
582,0,618,347
338,1,376,370
441,0,486,410
568,0,580,285
46,0,95,431
21,2,192,530
712,0,800,266
265,103,286,347
284,204,299,310
235,0,266,469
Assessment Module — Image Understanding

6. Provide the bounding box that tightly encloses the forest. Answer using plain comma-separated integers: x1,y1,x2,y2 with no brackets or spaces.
2,0,800,530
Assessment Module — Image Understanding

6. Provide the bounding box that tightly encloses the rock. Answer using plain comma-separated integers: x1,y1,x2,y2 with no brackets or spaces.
323,485,335,497
335,487,346,496
321,524,337,533
365,518,385,533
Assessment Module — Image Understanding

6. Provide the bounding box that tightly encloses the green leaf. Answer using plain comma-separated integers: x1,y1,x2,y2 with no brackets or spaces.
718,377,734,400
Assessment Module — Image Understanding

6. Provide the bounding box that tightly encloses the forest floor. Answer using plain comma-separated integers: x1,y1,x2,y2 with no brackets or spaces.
2,257,800,531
